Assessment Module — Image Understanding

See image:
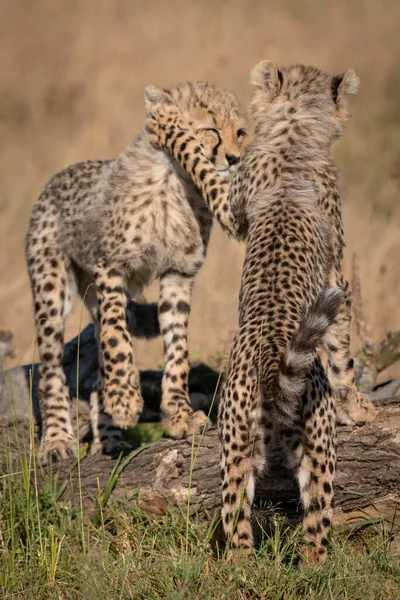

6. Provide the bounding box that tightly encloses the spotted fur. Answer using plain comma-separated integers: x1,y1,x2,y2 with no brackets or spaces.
26,81,248,464
146,62,375,561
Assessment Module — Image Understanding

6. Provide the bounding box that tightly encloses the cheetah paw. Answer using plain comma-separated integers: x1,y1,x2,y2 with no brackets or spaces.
145,101,186,150
39,438,77,466
104,384,143,430
163,409,209,439
336,388,376,426
186,410,209,435
299,544,327,567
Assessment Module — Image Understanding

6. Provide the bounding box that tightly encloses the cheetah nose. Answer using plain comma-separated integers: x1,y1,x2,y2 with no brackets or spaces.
226,154,240,167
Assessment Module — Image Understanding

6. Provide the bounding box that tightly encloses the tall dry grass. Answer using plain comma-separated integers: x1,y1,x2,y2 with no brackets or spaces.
0,0,399,379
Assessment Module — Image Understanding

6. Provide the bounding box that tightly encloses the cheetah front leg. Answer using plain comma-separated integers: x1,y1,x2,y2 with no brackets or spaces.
145,102,247,240
159,271,208,438
280,360,336,564
325,278,375,425
94,267,143,429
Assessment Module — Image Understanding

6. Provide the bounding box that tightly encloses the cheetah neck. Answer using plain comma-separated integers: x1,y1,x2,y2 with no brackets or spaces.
241,118,338,220
254,110,338,169
118,128,197,188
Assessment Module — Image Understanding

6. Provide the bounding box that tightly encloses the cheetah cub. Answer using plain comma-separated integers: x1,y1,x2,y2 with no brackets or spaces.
146,72,376,429
26,81,247,464
146,63,372,561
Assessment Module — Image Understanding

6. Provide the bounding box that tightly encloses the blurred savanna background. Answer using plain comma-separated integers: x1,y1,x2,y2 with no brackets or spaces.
1,0,400,380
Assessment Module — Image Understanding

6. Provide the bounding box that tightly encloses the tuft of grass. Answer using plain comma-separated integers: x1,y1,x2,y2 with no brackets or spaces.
1,428,400,600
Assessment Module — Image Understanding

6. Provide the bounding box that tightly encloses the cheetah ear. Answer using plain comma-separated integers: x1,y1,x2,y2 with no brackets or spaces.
340,69,360,95
250,60,281,96
144,85,172,111
332,70,360,103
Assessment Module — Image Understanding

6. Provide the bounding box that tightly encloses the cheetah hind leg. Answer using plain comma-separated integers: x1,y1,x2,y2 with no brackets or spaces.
94,268,143,429
31,256,79,465
219,356,266,554
281,361,336,565
325,280,376,426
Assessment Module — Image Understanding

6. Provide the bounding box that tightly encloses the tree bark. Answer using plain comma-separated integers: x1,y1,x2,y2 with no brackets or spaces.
1,395,399,529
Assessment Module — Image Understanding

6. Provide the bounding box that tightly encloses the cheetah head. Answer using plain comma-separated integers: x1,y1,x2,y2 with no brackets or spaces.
145,81,248,177
249,61,360,145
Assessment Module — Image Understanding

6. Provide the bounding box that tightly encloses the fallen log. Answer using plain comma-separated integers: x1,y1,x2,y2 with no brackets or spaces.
1,395,399,529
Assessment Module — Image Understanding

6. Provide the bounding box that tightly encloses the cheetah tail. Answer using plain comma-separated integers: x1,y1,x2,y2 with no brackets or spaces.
277,287,344,426
126,299,160,339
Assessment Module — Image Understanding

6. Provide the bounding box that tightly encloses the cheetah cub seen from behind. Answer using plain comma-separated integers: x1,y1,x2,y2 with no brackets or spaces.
146,68,375,429
146,62,371,561
26,81,248,465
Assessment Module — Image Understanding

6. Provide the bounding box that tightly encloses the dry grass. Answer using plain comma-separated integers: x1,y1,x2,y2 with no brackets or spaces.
1,0,400,379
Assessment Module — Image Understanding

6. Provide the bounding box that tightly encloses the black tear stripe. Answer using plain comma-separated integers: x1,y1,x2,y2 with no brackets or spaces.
211,130,222,159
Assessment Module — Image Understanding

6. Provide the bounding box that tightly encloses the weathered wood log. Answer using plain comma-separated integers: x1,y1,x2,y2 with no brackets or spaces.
1,395,399,529
355,332,400,393
374,331,400,374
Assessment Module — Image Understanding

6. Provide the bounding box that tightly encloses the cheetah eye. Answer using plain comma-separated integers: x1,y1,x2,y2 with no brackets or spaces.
196,127,220,140
196,127,219,136
237,129,247,139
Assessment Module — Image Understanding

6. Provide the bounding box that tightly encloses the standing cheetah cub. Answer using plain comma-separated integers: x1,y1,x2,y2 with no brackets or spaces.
146,62,373,560
26,81,247,464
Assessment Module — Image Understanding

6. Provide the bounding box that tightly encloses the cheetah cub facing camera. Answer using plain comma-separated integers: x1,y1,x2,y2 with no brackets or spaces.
26,81,248,464
146,63,375,561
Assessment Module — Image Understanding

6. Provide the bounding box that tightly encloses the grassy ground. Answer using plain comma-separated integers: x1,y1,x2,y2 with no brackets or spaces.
1,425,400,600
